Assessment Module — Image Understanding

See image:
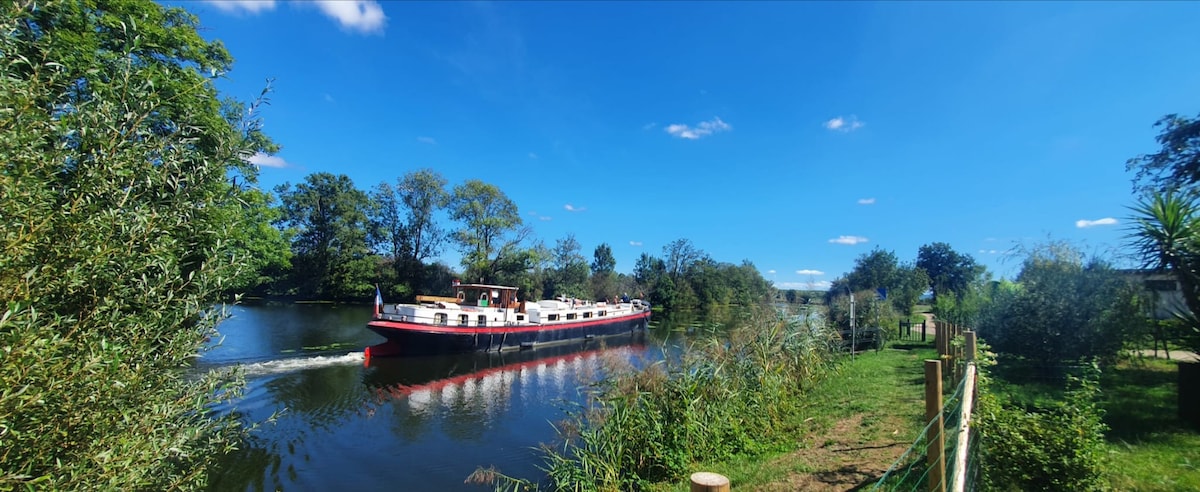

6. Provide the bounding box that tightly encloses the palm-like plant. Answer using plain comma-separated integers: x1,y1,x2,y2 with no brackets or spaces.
1128,191,1200,350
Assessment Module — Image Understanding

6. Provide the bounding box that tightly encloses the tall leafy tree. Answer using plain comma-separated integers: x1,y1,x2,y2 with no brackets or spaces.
590,242,618,301
275,172,374,298
591,243,616,275
545,234,590,298
0,0,274,487
448,179,531,283
1127,112,1200,195
664,238,702,281
846,247,899,293
891,262,931,316
370,169,448,297
917,242,982,302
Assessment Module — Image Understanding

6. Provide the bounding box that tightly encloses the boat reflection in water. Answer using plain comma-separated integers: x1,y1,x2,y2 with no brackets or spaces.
362,333,648,420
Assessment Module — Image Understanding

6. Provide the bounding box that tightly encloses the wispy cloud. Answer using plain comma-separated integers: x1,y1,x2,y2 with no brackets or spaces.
416,136,437,145
312,1,387,34
857,198,876,205
642,122,658,131
323,93,335,103
1076,217,1118,228
829,235,869,245
246,152,289,168
538,216,552,221
629,241,643,247
796,269,825,276
207,0,385,33
824,115,865,132
205,0,277,14
978,249,1000,255
528,152,538,159
776,280,833,290
767,269,777,275
564,204,586,212
665,117,731,140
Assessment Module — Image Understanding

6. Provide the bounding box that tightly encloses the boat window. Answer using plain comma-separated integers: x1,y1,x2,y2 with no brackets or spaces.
598,310,606,317
435,313,448,326
516,314,525,321
548,314,559,321
459,314,469,326
582,311,592,319
477,315,487,327
456,291,465,301
566,313,577,320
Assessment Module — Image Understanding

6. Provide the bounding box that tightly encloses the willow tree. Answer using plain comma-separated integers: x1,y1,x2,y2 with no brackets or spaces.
0,1,273,488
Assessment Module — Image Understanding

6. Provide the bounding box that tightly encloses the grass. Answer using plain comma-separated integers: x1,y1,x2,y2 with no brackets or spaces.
1102,358,1200,491
643,341,938,491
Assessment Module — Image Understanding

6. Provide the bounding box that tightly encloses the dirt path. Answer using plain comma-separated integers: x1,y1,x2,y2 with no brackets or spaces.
757,414,910,491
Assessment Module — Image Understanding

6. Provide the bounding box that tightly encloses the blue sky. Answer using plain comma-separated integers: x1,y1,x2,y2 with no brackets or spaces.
181,1,1200,290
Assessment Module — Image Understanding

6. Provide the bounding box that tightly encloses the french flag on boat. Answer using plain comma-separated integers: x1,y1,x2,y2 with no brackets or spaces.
374,285,383,318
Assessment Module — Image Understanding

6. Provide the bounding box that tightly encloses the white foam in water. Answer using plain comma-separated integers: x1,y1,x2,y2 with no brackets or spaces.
238,352,365,378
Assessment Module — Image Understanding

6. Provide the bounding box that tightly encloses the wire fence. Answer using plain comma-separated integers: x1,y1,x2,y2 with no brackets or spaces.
872,322,980,492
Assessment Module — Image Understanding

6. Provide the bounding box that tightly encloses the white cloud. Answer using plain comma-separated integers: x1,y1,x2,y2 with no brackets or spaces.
246,152,289,168
1076,217,1118,228
776,280,833,291
205,0,277,14
629,241,643,247
796,269,825,276
665,117,731,140
416,136,437,145
857,198,876,205
829,235,869,245
978,249,1000,255
312,1,387,34
824,115,865,132
564,204,586,212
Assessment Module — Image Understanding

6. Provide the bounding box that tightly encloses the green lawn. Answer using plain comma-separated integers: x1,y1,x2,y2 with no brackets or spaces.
1102,359,1200,491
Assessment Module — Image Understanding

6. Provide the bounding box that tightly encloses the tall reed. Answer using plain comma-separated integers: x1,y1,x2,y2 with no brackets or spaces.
539,306,841,490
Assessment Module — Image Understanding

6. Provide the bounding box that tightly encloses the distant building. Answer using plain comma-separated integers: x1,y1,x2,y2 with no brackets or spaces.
1122,270,1191,320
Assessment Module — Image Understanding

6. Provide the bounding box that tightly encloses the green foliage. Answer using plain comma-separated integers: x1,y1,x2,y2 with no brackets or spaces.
543,234,590,298
977,367,1110,492
369,169,449,298
846,247,899,293
1128,192,1200,352
274,172,375,298
976,242,1146,364
540,307,839,490
1127,112,1200,196
917,242,983,303
449,180,531,283
0,0,270,487
891,262,930,316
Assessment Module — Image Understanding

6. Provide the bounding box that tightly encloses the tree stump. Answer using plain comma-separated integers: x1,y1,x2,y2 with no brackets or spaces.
1182,362,1199,428
690,472,730,492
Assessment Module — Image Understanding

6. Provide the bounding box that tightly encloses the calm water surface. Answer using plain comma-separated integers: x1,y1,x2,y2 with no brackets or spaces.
202,304,716,491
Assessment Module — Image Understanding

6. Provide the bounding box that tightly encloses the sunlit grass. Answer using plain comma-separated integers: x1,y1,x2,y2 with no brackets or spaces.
1103,358,1200,491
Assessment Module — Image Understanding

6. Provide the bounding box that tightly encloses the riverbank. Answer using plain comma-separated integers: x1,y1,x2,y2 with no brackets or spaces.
645,342,938,490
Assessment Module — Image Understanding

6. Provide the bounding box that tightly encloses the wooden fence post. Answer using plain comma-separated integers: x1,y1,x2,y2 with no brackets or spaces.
921,319,927,342
965,331,977,362
690,472,730,492
925,359,946,492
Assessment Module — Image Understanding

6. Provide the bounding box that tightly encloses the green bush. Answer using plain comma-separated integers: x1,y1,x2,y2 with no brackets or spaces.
537,307,839,490
1,1,271,488
976,368,1109,492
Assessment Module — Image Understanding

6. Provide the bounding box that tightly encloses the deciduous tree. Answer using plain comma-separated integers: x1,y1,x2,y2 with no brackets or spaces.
449,179,531,283
275,172,374,298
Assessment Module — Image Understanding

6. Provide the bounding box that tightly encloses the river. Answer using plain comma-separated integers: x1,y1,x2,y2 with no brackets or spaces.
200,304,718,491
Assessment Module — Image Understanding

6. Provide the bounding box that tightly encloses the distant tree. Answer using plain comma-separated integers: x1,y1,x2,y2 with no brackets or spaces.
917,242,983,302
275,172,374,298
448,179,532,283
1127,112,1200,195
590,243,618,301
785,289,798,304
370,169,448,297
230,188,293,295
591,243,616,275
847,247,899,293
664,238,703,281
891,263,931,316
544,234,590,298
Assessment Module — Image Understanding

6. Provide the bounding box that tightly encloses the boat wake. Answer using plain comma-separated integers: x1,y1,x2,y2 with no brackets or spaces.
235,352,365,378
